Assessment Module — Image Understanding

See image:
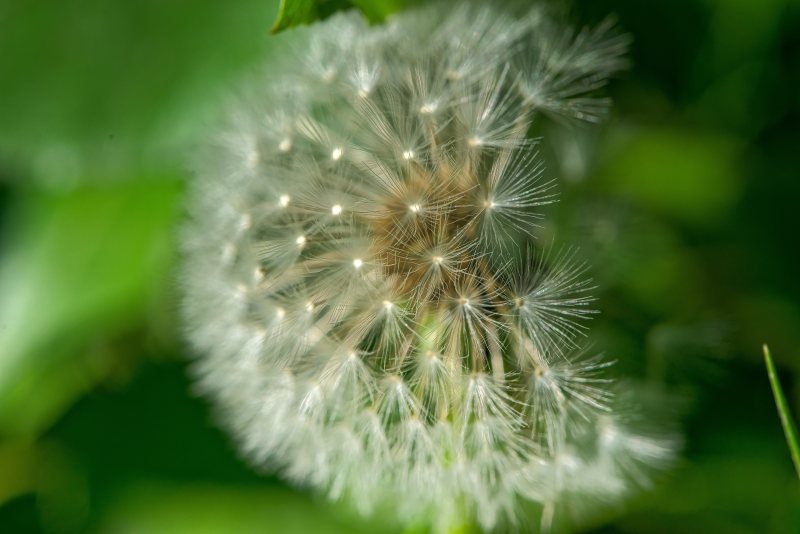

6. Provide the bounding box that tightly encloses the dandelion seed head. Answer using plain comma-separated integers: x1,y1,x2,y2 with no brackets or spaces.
183,4,673,531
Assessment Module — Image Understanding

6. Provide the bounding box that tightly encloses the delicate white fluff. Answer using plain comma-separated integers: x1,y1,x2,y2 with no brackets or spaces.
183,3,671,531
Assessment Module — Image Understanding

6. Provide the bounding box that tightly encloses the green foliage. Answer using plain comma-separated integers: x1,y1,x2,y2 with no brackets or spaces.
599,127,743,226
101,484,376,533
271,0,410,32
0,0,281,185
272,0,322,32
0,180,182,437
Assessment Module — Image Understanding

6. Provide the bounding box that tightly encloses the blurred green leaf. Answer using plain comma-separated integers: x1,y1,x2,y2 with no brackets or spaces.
350,0,407,21
0,441,37,504
272,0,319,32
0,179,182,437
271,0,408,33
599,127,744,225
0,0,280,186
99,483,381,534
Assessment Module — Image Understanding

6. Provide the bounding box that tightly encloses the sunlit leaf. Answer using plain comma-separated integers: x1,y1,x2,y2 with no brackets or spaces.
0,179,182,436
271,0,320,32
99,483,381,534
0,0,280,186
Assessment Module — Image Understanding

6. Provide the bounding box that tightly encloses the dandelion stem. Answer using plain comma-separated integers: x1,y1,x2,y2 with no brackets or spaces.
763,344,800,479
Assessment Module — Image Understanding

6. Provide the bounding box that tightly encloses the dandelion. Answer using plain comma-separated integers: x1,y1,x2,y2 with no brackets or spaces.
183,3,673,531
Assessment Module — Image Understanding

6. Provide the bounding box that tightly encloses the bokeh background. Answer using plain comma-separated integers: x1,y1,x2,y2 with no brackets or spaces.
1,0,799,532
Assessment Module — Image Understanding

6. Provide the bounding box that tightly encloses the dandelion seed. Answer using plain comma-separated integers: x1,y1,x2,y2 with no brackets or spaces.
331,204,343,215
420,102,438,114
221,242,236,263
246,150,259,168
234,283,247,299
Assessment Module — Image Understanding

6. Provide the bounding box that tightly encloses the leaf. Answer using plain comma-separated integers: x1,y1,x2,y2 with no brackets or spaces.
763,344,800,479
271,0,319,33
271,0,410,33
599,127,744,226
350,0,407,22
271,0,357,33
0,179,182,437
98,483,382,534
0,0,281,186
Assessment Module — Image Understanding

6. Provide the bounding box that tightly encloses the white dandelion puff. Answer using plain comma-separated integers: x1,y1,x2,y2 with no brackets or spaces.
518,15,631,123
182,3,674,531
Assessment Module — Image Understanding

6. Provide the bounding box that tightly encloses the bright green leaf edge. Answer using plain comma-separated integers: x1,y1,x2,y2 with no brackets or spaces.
271,0,318,33
271,0,410,33
764,344,800,479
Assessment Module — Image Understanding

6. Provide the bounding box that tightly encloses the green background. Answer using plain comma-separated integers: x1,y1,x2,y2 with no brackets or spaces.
1,0,799,532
